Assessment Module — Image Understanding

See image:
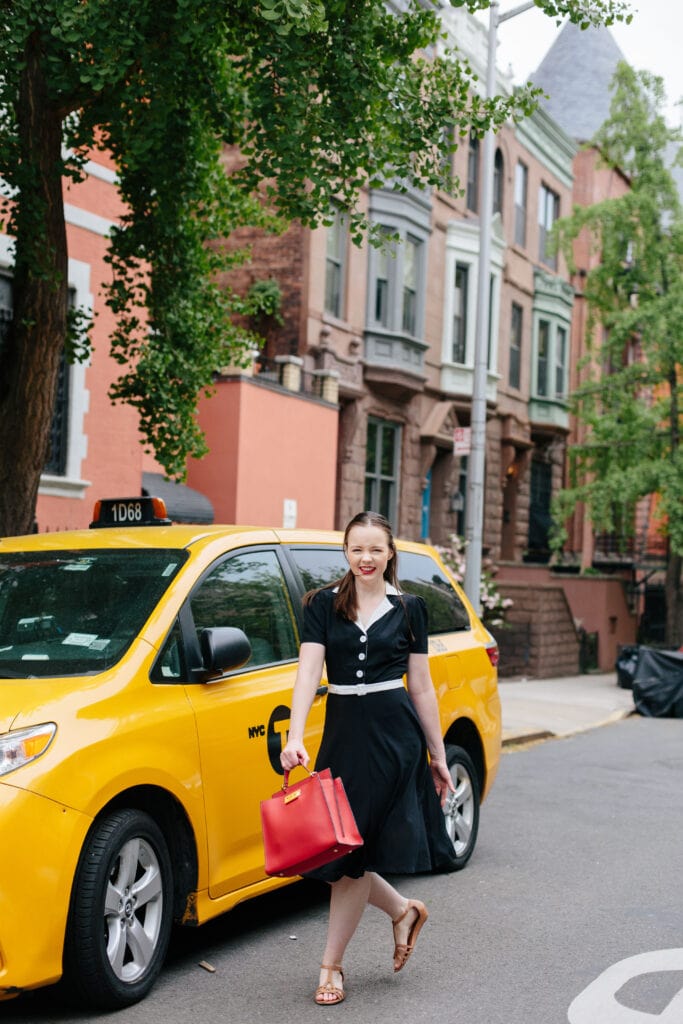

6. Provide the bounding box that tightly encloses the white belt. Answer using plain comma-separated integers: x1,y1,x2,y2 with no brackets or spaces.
327,679,404,696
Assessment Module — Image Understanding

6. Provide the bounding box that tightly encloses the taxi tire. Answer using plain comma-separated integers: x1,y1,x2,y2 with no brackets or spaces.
444,744,480,870
63,808,173,1009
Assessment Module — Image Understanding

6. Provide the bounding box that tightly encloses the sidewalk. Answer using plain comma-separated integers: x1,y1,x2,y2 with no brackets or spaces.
499,671,635,746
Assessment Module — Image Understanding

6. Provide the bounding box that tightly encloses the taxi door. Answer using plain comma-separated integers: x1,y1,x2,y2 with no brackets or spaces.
179,547,326,898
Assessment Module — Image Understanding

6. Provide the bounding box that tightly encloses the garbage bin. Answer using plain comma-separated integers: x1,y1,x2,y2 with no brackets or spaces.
615,644,640,689
632,647,683,717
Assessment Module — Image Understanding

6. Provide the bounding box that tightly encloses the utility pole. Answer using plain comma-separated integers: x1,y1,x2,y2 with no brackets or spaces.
463,0,536,612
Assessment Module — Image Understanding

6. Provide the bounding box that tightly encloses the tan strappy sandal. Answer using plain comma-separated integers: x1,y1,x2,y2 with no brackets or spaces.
315,964,345,1005
392,899,428,973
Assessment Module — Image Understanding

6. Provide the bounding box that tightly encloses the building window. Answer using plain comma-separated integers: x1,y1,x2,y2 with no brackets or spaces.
0,271,72,476
526,458,552,563
456,455,468,538
493,148,504,216
555,325,567,397
365,418,401,524
509,302,523,390
402,237,418,336
466,133,480,213
452,263,469,364
374,232,392,327
538,184,560,269
369,227,425,338
324,206,347,319
514,161,528,247
44,349,70,475
536,319,550,397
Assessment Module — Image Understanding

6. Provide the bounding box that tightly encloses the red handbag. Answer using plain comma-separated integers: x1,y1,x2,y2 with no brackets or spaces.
260,766,363,877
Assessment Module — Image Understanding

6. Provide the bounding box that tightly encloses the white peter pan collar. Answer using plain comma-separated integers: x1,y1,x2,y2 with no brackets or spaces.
355,582,400,632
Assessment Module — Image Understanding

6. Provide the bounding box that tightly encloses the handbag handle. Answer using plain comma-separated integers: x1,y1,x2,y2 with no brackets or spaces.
282,763,315,790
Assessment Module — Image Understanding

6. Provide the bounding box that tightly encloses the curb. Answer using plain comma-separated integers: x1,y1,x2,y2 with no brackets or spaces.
502,708,635,748
502,730,555,747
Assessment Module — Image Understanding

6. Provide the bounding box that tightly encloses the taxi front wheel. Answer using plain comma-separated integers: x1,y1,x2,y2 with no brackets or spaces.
63,808,173,1009
443,744,480,870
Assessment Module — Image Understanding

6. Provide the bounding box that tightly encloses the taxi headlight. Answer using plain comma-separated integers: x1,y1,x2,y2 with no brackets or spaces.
0,723,57,777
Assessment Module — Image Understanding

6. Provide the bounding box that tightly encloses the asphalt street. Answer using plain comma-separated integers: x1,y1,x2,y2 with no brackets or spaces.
4,713,683,1024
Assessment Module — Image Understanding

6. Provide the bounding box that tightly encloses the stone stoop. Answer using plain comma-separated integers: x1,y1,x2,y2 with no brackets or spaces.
494,581,581,679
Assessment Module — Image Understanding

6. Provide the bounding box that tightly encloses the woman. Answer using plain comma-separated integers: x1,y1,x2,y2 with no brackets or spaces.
281,511,457,1006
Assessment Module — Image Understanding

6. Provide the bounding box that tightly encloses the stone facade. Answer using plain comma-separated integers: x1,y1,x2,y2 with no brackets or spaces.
495,581,581,679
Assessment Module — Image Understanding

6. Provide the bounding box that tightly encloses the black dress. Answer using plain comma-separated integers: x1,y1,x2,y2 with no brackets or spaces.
301,584,457,881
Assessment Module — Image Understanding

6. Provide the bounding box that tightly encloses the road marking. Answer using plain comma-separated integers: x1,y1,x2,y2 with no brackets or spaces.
568,950,683,1023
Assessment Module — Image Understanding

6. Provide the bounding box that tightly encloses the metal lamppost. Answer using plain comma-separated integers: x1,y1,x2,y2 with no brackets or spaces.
463,0,536,612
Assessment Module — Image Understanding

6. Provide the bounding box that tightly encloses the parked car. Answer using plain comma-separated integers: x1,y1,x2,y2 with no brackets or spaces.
0,497,500,1009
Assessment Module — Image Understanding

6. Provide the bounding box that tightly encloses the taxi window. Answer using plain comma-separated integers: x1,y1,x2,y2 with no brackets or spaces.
287,546,347,591
189,550,298,669
0,549,187,677
398,551,470,633
287,545,469,635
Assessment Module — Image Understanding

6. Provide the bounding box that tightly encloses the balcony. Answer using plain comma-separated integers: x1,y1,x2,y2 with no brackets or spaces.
363,328,428,400
529,396,569,431
593,531,668,568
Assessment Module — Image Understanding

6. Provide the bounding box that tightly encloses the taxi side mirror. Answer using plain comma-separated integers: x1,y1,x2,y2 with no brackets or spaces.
199,627,252,681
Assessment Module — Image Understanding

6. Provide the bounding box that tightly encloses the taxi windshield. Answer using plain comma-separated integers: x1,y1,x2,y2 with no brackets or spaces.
0,548,187,678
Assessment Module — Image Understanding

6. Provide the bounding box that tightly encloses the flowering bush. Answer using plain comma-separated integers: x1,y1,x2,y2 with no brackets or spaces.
436,534,513,629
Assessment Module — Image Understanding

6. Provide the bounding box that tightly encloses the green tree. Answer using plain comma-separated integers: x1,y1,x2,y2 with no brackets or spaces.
553,62,683,644
0,0,630,536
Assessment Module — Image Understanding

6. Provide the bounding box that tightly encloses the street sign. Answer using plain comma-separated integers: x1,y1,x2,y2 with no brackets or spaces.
453,427,472,456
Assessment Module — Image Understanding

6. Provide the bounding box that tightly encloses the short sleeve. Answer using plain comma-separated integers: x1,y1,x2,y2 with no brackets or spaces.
407,594,429,654
301,590,329,646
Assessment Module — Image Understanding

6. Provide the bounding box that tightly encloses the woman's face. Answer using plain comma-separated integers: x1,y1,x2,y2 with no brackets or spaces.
344,523,394,585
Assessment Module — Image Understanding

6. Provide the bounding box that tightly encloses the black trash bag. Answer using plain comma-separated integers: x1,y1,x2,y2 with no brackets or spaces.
632,647,683,718
615,645,640,690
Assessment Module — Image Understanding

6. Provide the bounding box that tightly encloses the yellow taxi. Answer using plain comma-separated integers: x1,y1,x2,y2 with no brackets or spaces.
0,497,500,1009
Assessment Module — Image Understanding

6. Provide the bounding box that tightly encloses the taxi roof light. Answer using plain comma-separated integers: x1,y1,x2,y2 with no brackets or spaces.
90,496,172,529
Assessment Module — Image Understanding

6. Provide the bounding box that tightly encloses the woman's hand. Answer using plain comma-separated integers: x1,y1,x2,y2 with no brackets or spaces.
280,740,310,771
429,758,455,807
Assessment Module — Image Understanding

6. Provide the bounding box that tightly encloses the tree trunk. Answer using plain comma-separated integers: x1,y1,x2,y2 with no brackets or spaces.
665,551,683,648
0,31,69,537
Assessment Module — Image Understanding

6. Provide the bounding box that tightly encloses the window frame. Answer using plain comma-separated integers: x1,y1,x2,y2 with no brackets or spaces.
466,132,480,213
442,220,503,385
538,183,560,270
452,262,469,364
509,301,523,390
364,417,402,525
514,161,528,248
493,148,504,217
367,225,426,339
0,245,90,494
324,204,348,320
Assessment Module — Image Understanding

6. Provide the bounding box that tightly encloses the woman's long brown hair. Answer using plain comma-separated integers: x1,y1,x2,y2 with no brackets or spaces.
303,511,399,622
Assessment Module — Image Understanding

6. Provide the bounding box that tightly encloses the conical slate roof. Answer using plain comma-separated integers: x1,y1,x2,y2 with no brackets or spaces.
531,21,626,143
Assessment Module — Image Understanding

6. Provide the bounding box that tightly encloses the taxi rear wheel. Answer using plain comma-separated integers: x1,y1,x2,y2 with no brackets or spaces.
443,744,480,869
63,808,173,1009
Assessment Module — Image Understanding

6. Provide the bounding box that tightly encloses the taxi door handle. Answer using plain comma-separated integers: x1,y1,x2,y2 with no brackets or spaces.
316,685,328,697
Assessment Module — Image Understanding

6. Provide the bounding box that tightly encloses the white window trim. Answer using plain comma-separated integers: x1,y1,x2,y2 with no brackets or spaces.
531,272,573,402
0,234,91,498
441,219,503,400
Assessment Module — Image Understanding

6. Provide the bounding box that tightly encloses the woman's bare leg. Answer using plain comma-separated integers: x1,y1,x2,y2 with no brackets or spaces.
318,873,372,1002
367,872,424,969
367,871,407,919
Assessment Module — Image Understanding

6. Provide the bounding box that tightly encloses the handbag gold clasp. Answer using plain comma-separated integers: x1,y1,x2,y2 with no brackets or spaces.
284,789,301,804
